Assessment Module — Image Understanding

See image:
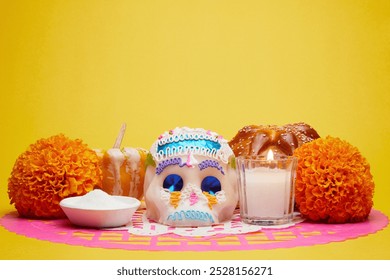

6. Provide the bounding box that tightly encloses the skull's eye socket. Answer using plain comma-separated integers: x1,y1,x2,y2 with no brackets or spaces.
201,176,221,196
163,174,184,192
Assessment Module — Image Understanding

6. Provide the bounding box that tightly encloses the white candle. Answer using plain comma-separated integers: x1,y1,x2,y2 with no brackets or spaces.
245,167,291,218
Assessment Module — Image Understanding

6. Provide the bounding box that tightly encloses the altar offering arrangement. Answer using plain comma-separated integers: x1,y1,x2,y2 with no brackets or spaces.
1,122,386,253
7,134,102,218
143,127,239,227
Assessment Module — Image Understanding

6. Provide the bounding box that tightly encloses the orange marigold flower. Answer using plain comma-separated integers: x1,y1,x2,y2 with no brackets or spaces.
8,134,102,218
293,136,375,223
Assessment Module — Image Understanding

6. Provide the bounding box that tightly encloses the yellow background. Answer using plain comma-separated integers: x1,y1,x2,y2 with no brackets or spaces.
1,0,389,259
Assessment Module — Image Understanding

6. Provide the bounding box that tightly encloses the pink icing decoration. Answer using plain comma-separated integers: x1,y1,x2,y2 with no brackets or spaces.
185,152,195,167
189,191,199,206
0,209,387,252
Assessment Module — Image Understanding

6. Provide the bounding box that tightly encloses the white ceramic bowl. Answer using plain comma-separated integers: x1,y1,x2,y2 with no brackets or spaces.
60,195,141,228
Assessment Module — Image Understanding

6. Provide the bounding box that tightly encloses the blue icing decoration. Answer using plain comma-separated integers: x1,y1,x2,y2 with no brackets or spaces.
167,210,214,223
157,139,221,155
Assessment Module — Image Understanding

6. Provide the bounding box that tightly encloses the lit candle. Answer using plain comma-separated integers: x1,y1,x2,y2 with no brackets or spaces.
237,150,296,225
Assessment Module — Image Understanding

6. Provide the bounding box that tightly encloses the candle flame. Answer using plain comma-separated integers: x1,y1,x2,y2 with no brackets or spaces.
266,149,274,160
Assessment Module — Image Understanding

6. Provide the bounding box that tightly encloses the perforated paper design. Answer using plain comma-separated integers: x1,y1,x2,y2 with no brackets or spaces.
0,209,387,251
110,210,303,237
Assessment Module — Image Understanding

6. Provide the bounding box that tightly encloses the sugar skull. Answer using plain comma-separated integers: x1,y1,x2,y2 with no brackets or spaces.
144,127,238,226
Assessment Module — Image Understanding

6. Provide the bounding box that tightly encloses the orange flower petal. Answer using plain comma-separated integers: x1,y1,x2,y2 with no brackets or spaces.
293,136,374,223
8,134,102,218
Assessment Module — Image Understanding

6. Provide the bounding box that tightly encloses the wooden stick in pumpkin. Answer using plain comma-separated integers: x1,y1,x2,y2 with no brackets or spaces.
113,123,127,149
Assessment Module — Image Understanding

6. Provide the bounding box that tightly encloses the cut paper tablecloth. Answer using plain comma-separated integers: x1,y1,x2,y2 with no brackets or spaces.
109,210,304,237
0,209,388,251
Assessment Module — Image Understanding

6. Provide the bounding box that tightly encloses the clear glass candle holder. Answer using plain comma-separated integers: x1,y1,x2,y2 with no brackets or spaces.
236,154,297,226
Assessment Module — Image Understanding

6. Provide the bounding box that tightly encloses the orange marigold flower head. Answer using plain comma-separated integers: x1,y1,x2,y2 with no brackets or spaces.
8,134,102,218
293,136,375,223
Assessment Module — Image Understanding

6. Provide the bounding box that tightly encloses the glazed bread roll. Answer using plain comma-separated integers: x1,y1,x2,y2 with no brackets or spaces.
229,122,320,157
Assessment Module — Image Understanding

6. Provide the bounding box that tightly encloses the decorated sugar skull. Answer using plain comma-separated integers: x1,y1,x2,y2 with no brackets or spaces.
144,127,238,226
